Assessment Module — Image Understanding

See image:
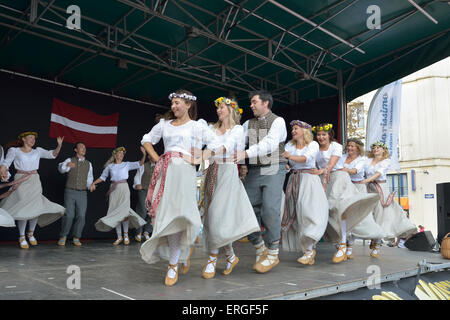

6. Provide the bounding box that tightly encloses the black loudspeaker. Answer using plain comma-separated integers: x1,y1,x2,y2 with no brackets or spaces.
405,231,436,251
436,183,450,245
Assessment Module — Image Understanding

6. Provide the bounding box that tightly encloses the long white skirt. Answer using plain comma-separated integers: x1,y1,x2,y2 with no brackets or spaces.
0,173,65,227
140,158,202,264
323,171,379,243
202,163,260,251
348,183,386,240
95,183,146,232
0,208,15,227
281,173,329,253
368,182,416,239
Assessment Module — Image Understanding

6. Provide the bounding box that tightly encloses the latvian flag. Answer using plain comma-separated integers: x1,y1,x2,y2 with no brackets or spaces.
49,98,119,148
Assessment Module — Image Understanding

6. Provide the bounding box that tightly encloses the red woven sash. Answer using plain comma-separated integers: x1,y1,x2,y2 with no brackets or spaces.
281,169,314,232
367,180,395,208
202,161,220,219
145,151,184,218
106,180,127,200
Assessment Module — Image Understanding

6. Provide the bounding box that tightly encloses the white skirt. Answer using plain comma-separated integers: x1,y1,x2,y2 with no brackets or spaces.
202,163,260,251
0,173,65,227
349,183,386,240
140,158,202,264
95,183,146,232
0,208,15,227
368,182,416,239
281,172,329,253
323,171,379,243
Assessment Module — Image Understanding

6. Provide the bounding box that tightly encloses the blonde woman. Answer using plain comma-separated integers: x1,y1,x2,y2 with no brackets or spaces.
0,132,65,249
90,147,147,245
281,120,328,265
339,138,385,259
200,97,260,279
312,124,378,263
360,142,416,257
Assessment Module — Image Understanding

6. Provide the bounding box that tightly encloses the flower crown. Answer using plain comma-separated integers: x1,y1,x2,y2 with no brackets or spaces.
290,120,312,129
347,138,363,146
168,92,197,101
18,131,38,140
214,97,243,115
311,123,333,133
112,146,126,155
370,141,388,150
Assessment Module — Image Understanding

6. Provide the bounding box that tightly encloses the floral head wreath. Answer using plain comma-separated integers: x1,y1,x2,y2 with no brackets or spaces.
290,120,312,130
214,97,243,115
18,131,38,140
112,146,126,155
311,123,333,133
347,138,364,146
370,141,388,151
168,92,197,101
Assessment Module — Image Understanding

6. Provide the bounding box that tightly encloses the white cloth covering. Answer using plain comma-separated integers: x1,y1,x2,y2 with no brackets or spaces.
141,119,222,156
285,141,319,170
100,161,141,182
315,142,343,171
365,158,391,181
339,154,366,182
1,147,55,171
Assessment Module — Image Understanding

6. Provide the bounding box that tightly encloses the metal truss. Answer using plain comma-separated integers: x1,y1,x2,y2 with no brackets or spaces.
0,0,447,108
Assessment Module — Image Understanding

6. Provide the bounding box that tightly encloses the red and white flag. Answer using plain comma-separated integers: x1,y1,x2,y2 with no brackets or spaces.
49,98,119,148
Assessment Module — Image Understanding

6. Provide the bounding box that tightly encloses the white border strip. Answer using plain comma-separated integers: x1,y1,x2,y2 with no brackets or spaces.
51,113,117,134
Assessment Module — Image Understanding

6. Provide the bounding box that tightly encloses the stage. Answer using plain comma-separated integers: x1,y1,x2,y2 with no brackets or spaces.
0,238,448,300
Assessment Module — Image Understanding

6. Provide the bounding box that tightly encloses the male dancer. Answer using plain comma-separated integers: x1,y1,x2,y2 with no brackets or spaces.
133,147,155,242
57,142,93,246
234,90,287,273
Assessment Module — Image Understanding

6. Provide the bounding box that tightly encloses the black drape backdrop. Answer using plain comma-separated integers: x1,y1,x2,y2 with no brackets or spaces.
0,72,338,241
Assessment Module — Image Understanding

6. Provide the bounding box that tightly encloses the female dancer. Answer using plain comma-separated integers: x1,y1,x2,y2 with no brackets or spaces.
0,144,15,228
312,124,378,263
140,89,223,286
360,142,416,257
339,138,385,259
0,132,65,249
90,147,147,245
281,120,328,265
200,97,260,279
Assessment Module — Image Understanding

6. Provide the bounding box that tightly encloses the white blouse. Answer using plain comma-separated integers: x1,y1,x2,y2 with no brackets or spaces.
315,141,343,171
1,147,55,171
339,154,366,182
208,125,245,160
100,161,141,182
141,119,222,156
365,158,391,181
285,141,319,170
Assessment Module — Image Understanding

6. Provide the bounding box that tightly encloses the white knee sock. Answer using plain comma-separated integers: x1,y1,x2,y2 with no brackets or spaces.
205,249,218,273
122,220,129,234
116,224,122,239
340,220,347,244
28,218,38,233
224,243,234,257
17,220,27,236
168,232,182,266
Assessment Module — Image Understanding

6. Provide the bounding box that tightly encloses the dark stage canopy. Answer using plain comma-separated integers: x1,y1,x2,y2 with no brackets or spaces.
0,0,449,108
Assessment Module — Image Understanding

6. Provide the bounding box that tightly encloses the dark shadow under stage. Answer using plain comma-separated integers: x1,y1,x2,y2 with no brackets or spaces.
0,239,448,300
